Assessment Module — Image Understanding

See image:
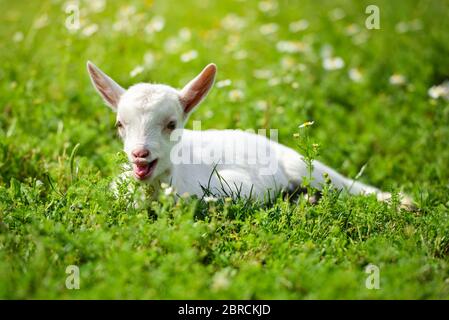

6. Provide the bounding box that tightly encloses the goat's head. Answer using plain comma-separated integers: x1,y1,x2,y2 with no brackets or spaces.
87,61,216,182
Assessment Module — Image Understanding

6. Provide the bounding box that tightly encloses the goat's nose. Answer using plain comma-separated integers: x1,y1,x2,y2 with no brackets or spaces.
132,148,150,159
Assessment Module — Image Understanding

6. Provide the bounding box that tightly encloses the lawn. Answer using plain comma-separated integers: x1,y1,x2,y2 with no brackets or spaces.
0,0,449,299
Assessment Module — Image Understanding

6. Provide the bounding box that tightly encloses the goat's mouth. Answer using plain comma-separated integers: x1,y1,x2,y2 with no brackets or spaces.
133,158,158,181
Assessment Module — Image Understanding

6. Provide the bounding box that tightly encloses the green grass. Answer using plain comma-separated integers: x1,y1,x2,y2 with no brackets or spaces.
1,0,449,299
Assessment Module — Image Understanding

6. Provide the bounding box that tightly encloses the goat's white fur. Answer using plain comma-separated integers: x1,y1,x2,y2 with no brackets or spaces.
87,61,413,208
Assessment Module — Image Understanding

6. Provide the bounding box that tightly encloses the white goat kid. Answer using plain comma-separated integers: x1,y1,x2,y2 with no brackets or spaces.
87,61,413,208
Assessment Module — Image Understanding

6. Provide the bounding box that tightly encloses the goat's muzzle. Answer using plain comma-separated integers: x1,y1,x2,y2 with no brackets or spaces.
133,158,158,180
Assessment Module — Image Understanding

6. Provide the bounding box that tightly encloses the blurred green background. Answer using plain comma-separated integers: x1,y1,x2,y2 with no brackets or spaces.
0,0,448,299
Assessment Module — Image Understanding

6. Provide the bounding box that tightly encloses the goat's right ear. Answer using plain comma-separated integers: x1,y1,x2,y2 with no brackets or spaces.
87,61,125,111
179,63,217,115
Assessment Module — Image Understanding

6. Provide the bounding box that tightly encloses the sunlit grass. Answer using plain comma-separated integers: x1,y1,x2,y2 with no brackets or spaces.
0,0,448,299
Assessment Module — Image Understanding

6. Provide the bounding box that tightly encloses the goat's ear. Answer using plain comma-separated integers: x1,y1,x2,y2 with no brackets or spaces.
87,61,125,111
179,63,217,114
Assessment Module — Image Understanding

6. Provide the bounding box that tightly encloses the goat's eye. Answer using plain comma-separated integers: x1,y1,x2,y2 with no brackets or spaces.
166,120,176,131
115,121,123,129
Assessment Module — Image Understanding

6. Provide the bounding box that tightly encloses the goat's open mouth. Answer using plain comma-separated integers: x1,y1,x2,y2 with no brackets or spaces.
133,158,158,181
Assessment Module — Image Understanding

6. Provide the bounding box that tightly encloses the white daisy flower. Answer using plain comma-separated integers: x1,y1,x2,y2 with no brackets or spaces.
33,14,49,29
280,56,296,69
229,89,245,102
164,37,182,53
395,20,422,34
130,65,144,78
289,19,309,33
299,121,314,128
276,41,306,53
352,32,369,45
276,106,284,114
348,68,363,82
233,50,248,60
345,24,360,36
119,5,136,16
255,100,268,111
253,69,273,79
113,5,137,34
323,57,345,70
216,79,232,88
211,270,231,291
82,24,98,37
283,74,294,84
204,196,218,203
259,23,278,35
268,77,281,86
164,187,174,196
145,16,165,34
178,28,191,41
389,74,406,86
395,22,409,34
428,81,449,100
329,8,346,21
144,52,155,68
221,14,246,31
298,64,307,72
88,0,105,13
258,0,278,14
180,50,198,63
320,44,334,58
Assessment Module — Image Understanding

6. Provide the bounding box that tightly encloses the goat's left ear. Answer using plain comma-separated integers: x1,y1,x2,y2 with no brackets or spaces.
179,63,217,114
87,61,125,111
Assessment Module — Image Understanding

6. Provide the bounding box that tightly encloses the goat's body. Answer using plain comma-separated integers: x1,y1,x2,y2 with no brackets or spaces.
87,61,413,209
167,129,383,200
